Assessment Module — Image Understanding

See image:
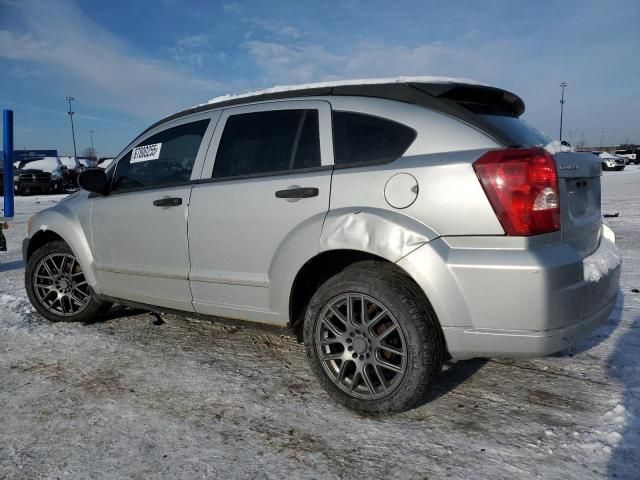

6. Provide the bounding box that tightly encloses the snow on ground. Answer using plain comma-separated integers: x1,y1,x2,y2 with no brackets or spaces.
1,170,639,479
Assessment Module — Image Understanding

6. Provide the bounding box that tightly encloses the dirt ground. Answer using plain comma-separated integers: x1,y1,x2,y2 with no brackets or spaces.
1,169,639,479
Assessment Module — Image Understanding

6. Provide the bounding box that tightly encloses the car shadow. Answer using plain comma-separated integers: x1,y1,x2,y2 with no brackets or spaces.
606,292,640,478
570,290,625,356
413,358,488,409
83,304,149,325
0,259,24,273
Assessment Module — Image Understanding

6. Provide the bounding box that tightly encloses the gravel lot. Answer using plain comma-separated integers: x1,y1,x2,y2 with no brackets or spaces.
1,169,639,479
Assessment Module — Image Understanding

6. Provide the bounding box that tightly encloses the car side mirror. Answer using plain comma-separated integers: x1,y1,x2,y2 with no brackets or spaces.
78,168,109,195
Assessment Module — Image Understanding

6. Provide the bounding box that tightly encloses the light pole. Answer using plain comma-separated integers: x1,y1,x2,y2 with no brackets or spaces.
65,96,78,157
601,130,605,149
90,129,95,158
559,82,567,141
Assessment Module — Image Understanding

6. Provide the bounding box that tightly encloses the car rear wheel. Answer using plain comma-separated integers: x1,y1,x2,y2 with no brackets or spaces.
25,240,112,322
303,260,444,415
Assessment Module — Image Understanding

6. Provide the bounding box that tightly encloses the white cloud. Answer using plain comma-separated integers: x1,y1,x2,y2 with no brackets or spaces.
0,0,223,120
8,65,44,78
167,34,214,69
242,35,639,145
222,2,241,13
176,34,211,49
245,18,301,39
243,40,495,85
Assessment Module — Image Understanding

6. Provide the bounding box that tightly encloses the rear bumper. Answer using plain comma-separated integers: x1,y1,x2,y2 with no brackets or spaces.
397,228,622,360
440,267,620,359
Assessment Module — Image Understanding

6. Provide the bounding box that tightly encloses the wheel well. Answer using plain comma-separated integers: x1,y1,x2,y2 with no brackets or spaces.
289,249,436,340
290,250,385,340
26,231,65,261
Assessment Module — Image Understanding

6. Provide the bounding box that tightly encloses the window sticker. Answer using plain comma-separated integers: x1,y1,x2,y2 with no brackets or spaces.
131,143,162,163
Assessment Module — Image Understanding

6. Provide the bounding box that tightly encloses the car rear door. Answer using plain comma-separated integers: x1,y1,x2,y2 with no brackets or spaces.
188,100,333,325
90,113,219,311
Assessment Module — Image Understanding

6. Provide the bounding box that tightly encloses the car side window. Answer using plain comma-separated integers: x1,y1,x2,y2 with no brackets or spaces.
332,111,416,165
112,119,210,192
212,109,320,178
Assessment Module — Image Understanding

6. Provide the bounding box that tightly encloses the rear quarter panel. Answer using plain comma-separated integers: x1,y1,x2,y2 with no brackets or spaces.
322,150,505,259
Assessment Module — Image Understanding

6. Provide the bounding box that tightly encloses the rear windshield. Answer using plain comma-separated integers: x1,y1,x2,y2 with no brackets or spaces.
480,115,552,148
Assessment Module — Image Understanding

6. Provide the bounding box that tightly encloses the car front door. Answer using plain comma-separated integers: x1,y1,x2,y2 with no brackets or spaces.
90,113,218,311
188,100,334,325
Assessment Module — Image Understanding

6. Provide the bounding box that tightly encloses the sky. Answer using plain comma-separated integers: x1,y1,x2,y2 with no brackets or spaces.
0,0,638,157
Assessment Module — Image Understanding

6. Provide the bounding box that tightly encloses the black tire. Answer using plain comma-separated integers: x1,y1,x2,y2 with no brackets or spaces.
25,240,111,322
303,260,444,415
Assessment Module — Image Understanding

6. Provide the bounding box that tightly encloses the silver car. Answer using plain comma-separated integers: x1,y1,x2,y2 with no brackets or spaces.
23,77,621,414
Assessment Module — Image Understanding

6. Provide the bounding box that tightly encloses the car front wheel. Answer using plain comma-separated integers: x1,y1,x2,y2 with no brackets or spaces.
303,261,444,415
25,240,111,322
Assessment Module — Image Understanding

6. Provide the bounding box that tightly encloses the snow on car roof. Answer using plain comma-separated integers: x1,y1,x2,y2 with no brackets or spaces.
58,156,77,168
19,157,60,172
202,76,489,106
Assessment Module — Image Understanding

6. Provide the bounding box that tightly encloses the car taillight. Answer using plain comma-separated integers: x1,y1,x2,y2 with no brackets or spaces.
473,148,560,236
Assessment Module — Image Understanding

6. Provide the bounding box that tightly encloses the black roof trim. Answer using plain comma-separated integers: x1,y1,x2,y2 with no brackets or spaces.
138,82,526,147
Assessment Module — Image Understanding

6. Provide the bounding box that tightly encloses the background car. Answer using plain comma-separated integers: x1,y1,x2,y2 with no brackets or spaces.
594,151,626,171
96,157,115,169
78,157,98,169
15,157,65,195
58,156,82,189
614,149,639,165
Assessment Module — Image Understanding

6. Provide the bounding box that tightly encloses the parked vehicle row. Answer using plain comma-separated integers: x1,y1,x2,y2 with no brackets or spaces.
0,156,99,196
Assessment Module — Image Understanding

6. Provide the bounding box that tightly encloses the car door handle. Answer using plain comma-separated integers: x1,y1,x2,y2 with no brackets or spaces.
153,197,182,207
275,187,319,199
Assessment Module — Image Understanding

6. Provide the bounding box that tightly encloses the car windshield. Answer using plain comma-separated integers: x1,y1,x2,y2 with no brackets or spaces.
19,157,59,172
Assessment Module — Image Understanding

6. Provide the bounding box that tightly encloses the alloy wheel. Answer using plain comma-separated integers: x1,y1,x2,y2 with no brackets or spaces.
315,293,408,400
32,253,91,317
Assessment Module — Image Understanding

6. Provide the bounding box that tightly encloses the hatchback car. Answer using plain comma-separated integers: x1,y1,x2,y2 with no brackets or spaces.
23,77,621,414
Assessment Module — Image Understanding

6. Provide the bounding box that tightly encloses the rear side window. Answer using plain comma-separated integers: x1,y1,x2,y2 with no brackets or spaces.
480,115,552,148
112,120,209,192
213,109,321,178
332,111,416,165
